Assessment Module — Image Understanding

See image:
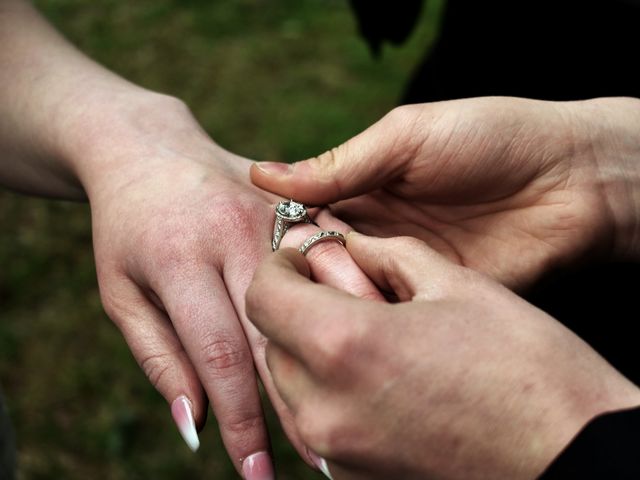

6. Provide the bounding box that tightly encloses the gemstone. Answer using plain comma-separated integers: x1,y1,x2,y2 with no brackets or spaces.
276,200,306,219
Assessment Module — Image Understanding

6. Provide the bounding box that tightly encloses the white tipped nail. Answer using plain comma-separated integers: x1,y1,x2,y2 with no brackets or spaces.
242,451,275,480
318,457,333,479
308,449,333,480
171,395,200,452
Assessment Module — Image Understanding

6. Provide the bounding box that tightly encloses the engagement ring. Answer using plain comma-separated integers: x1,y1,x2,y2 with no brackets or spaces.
272,200,317,251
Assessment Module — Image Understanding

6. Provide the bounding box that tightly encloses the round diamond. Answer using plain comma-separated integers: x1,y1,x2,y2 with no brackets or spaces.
277,200,306,219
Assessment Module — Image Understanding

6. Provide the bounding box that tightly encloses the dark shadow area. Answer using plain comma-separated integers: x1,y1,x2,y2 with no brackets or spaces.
525,263,640,386
0,388,15,480
402,0,640,103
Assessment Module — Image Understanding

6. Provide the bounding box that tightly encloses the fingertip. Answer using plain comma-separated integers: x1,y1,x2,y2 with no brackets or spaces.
254,161,292,177
171,395,201,452
346,234,440,300
344,230,375,258
251,158,343,205
250,161,291,189
344,232,395,292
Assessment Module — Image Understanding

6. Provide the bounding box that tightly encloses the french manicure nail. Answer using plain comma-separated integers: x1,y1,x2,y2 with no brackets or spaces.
255,161,292,176
308,449,334,480
171,395,200,452
242,451,275,480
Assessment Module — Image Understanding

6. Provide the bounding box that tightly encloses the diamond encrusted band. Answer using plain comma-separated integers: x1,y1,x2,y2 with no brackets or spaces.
299,231,346,256
272,200,316,251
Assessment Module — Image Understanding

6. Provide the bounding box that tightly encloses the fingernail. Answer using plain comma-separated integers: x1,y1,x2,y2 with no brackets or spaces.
255,161,292,176
171,395,200,452
346,231,362,244
242,451,275,480
307,449,334,480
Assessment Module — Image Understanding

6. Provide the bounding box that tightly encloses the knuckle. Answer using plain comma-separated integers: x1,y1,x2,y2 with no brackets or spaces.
136,190,264,273
139,351,176,390
390,235,426,252
315,326,362,376
99,286,122,322
97,276,140,325
297,406,331,452
209,194,260,240
200,335,249,378
383,106,426,160
139,221,201,272
312,146,340,173
220,411,264,437
385,105,413,124
447,265,485,295
297,406,348,457
309,147,345,197
385,104,423,129
358,289,385,302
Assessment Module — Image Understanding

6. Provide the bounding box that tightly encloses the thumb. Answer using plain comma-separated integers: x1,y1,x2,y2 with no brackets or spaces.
345,232,460,302
250,106,421,205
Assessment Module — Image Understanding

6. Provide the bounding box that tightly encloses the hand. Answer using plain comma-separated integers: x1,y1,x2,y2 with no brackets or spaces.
0,2,385,476
76,93,383,477
251,97,640,289
0,2,382,472
246,234,640,480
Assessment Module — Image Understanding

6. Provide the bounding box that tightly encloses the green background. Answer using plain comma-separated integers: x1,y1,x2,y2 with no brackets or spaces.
0,1,444,478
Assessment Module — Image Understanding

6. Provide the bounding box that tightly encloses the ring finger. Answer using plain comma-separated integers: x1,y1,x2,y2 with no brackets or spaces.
280,208,384,301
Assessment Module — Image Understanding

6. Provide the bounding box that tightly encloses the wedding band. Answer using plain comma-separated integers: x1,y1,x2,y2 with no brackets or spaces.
272,199,317,251
299,231,346,256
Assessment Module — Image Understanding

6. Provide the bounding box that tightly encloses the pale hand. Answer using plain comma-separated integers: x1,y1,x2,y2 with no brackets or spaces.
78,94,381,476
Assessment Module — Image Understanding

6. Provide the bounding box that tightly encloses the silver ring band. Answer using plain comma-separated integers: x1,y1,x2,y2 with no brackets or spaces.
299,231,346,256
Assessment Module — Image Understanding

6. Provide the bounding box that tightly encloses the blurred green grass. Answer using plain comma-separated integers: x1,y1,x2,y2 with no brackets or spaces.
0,1,444,478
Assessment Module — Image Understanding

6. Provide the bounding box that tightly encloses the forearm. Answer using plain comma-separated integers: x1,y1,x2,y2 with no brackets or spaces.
0,0,180,200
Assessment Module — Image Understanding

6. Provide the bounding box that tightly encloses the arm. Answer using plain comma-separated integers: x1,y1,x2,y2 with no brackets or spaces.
0,0,147,198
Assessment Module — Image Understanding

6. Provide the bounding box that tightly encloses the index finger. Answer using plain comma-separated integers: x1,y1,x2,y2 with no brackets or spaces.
245,248,378,360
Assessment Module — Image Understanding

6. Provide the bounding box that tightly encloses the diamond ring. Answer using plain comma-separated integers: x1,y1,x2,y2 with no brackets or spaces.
272,200,317,251
299,231,346,256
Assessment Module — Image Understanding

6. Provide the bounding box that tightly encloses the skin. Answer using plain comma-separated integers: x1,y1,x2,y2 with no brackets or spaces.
251,96,640,290
0,1,381,475
246,234,640,480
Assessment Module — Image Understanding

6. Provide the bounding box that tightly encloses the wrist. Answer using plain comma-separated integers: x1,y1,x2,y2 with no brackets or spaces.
60,89,225,201
573,97,640,261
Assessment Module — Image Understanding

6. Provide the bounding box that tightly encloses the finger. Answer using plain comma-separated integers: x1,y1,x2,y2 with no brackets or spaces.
280,209,384,301
250,106,423,205
346,233,461,301
157,268,272,477
101,276,206,452
221,241,318,467
246,248,381,361
264,342,336,479
264,342,314,416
